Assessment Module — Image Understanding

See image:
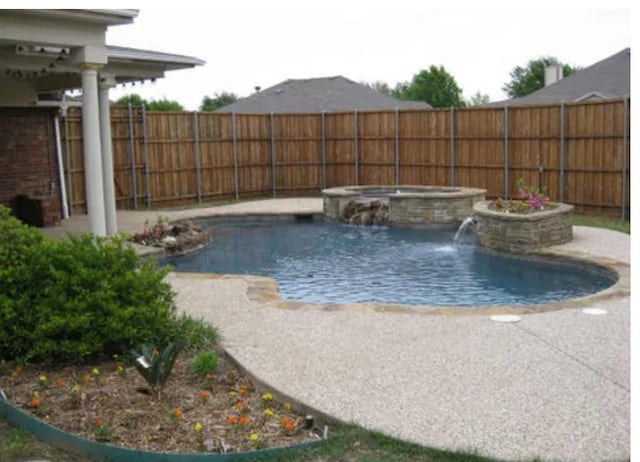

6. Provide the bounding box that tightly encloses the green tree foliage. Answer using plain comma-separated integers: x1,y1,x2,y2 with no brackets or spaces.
467,90,490,106
114,93,184,111
502,57,579,98
394,66,465,108
199,92,238,111
361,81,392,96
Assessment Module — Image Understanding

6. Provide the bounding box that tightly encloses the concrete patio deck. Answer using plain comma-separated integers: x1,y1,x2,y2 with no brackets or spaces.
44,199,630,461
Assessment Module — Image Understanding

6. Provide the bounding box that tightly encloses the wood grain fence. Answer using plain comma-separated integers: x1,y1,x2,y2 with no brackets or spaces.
61,98,630,218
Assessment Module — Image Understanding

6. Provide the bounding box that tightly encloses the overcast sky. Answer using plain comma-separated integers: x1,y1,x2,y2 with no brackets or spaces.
105,2,631,110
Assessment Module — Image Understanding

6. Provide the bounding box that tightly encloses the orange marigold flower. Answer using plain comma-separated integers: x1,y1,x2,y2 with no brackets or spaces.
227,415,238,425
83,374,92,383
280,416,296,432
238,416,250,426
95,418,104,427
199,391,210,400
55,378,67,388
30,397,41,408
234,400,247,410
173,409,184,419
239,384,250,395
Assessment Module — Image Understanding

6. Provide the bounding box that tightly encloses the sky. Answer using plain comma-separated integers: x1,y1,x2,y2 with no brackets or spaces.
103,2,631,110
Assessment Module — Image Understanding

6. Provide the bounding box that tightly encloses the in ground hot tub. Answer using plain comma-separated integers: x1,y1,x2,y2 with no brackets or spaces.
322,185,486,227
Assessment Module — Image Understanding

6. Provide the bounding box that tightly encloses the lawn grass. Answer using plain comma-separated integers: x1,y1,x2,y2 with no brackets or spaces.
572,214,630,234
0,420,518,462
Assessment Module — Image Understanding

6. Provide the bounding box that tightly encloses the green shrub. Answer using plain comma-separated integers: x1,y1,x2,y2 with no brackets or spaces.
0,207,178,363
190,351,219,376
169,314,219,351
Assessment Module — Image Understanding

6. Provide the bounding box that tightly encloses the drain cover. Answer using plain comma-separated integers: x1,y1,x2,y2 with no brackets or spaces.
490,315,522,323
582,308,607,315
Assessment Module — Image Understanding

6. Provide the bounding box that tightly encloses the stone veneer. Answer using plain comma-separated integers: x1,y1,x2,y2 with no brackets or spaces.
474,201,574,253
323,185,486,227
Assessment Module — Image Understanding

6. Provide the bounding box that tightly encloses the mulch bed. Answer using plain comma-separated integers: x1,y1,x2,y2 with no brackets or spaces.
0,349,323,454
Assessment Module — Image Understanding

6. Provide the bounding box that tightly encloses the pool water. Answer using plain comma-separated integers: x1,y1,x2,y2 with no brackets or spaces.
164,218,615,307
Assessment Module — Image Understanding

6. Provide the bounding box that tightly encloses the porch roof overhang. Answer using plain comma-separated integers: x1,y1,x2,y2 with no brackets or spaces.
1,44,205,95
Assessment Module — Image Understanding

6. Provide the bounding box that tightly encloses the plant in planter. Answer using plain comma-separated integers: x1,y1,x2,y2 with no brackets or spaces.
491,179,554,214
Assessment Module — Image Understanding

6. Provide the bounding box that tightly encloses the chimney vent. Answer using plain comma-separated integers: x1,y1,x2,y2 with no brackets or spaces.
544,64,563,87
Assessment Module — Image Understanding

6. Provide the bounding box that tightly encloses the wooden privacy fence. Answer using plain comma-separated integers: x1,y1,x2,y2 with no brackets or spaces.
61,98,630,218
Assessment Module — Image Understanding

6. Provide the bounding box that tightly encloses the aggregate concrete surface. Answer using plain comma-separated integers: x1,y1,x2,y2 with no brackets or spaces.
46,199,630,461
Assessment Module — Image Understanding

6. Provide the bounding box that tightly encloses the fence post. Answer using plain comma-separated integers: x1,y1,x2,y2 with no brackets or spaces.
559,101,565,203
270,112,276,198
450,106,456,186
321,111,327,189
621,96,629,220
193,112,202,203
354,110,359,185
141,104,151,207
63,113,74,214
232,112,239,200
127,103,137,209
394,109,400,185
504,105,509,199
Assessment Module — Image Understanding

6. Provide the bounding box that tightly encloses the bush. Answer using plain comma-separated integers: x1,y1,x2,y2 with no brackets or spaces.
169,314,218,351
0,206,178,363
190,351,219,376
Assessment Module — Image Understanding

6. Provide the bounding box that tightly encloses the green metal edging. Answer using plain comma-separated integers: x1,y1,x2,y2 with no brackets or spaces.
0,396,326,461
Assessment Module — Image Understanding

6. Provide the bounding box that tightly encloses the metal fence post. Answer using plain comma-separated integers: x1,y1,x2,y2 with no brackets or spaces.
193,111,202,203
141,104,151,207
354,110,359,185
560,101,565,203
504,105,509,199
394,109,400,185
450,106,455,186
127,103,138,209
63,113,74,214
621,96,629,220
270,112,276,198
321,111,327,189
232,112,239,200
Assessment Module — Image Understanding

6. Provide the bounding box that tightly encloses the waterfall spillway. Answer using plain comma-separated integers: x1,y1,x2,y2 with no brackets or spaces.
454,216,477,244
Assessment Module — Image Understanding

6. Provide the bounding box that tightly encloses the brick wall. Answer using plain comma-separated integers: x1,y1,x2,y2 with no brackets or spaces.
0,107,61,226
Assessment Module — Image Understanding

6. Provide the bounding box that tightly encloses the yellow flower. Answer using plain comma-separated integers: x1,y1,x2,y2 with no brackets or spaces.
33,391,40,398
250,433,260,441
263,408,275,417
261,392,273,402
91,368,100,376
228,391,237,398
38,374,47,384
283,402,291,411
71,385,81,394
194,422,203,432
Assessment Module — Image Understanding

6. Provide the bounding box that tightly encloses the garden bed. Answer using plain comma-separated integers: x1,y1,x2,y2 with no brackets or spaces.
0,349,323,456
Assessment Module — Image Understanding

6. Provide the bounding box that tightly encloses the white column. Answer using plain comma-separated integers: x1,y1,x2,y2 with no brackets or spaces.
99,76,118,235
80,65,107,236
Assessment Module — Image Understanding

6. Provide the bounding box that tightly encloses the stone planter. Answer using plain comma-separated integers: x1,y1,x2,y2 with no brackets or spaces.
474,201,574,253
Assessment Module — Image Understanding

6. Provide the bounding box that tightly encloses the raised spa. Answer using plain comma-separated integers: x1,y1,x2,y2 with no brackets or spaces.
322,185,486,227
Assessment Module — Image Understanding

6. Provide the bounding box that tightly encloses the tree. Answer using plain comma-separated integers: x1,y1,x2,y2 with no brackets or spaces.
361,81,392,96
394,66,465,108
502,57,579,98
199,92,238,111
467,90,490,106
113,94,184,111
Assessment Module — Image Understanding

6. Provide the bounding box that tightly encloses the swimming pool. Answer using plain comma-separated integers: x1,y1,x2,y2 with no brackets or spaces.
164,217,616,307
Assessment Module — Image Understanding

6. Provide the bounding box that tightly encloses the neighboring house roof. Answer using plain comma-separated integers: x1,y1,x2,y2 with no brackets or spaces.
216,76,431,113
485,48,630,107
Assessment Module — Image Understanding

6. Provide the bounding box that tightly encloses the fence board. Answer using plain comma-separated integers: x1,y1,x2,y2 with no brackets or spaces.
62,99,629,217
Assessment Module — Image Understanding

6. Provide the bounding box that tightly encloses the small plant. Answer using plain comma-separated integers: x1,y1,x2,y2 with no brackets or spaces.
280,416,296,434
199,390,210,403
167,409,184,421
190,350,219,376
93,419,113,442
130,342,183,395
261,392,273,403
54,378,67,388
37,374,47,387
130,216,170,246
194,422,205,451
29,391,41,409
249,432,265,449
